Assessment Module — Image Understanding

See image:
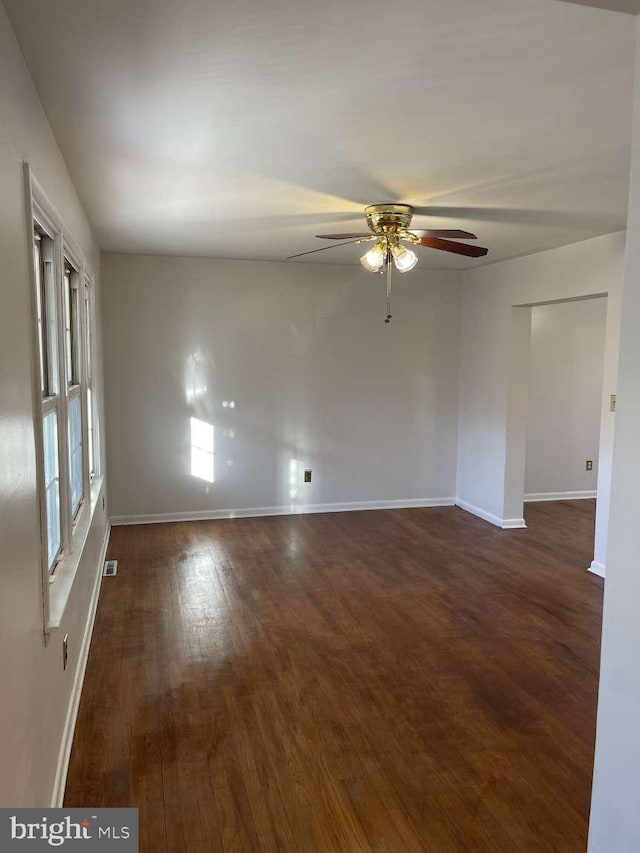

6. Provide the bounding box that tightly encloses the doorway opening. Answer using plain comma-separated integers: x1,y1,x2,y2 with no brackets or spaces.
523,297,608,566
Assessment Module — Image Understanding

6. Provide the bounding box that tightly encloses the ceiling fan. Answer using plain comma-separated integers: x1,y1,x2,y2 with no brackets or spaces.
286,203,488,323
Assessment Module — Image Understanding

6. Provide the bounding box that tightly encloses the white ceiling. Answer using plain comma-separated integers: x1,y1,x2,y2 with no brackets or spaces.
4,0,636,268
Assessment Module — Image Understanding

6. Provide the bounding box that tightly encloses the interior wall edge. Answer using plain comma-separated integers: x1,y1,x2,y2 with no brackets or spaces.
454,498,527,529
588,560,607,578
457,230,624,579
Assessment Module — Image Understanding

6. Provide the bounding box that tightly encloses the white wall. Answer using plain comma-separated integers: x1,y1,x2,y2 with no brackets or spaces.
102,254,462,521
525,298,608,498
589,15,640,852
0,4,108,807
457,232,624,553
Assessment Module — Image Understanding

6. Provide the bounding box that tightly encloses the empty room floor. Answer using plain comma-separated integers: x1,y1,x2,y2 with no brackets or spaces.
65,500,602,852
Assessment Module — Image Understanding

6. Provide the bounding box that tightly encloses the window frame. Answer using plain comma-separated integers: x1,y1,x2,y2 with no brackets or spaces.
62,249,87,524
24,164,102,634
83,272,99,480
32,221,63,573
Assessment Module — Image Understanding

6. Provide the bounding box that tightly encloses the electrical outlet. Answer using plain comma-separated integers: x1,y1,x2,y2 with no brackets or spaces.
304,469,312,483
610,394,617,413
62,634,69,670
103,559,118,577
586,460,593,471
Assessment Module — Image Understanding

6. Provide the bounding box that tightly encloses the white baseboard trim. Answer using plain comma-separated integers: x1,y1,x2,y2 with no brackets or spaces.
455,499,503,527
110,497,457,526
50,522,111,808
455,499,527,530
524,490,597,503
588,560,606,579
501,517,528,529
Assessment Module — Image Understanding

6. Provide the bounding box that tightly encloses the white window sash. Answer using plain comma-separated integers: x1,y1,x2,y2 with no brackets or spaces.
84,274,98,479
41,395,58,416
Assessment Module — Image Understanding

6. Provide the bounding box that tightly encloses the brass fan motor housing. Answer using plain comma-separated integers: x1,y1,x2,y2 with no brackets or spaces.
365,204,415,235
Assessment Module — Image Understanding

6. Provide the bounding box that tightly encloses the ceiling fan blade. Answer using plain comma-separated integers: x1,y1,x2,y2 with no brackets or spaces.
286,238,371,260
418,236,488,257
408,229,477,240
316,233,371,239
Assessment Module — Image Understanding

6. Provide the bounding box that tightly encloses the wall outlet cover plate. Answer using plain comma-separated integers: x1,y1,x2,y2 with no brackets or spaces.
103,559,118,577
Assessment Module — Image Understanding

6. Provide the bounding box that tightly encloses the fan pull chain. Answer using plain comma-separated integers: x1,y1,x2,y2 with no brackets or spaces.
385,249,393,324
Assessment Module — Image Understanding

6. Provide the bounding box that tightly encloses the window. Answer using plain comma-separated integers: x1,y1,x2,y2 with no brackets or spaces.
30,208,98,578
64,259,84,518
63,262,80,386
84,276,97,478
42,411,61,567
33,226,62,572
68,394,83,517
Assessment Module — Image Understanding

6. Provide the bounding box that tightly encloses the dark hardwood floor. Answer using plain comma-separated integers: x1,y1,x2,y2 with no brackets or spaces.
65,500,603,852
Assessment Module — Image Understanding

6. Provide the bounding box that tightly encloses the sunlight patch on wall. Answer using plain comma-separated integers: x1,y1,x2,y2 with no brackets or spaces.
185,352,209,405
289,458,298,500
191,417,214,483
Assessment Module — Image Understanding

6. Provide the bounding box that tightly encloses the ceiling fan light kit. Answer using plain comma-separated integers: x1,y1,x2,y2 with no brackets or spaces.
390,243,419,272
360,243,386,272
287,203,488,323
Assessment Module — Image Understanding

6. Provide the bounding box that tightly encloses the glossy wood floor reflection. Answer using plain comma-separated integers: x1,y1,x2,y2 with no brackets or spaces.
65,500,603,852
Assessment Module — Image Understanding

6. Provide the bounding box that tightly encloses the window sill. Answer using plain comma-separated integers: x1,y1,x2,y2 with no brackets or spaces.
47,475,105,632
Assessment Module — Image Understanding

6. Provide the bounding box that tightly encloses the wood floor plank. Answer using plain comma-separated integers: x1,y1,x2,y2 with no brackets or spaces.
65,500,602,851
